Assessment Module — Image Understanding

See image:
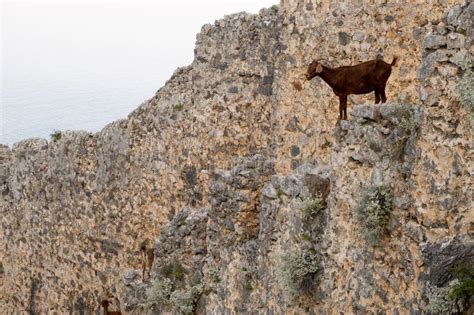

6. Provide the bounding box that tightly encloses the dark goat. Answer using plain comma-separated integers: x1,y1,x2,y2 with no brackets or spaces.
140,242,155,282
306,57,397,120
101,300,122,315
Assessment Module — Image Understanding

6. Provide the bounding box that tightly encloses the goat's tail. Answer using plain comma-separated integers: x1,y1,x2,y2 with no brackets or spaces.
391,57,398,66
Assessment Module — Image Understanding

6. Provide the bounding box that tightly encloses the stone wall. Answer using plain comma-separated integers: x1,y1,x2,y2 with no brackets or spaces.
0,0,472,314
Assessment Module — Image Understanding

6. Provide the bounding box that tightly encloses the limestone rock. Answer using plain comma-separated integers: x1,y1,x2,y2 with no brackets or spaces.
423,33,447,49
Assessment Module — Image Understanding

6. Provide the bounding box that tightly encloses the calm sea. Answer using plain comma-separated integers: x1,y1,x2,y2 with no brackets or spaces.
2,67,164,147
1,2,276,147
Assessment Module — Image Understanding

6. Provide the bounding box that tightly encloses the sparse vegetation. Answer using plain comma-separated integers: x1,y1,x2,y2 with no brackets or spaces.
426,285,450,314
299,196,324,219
173,104,184,112
448,262,474,302
276,186,284,199
14,151,26,160
393,106,416,135
240,263,258,292
146,277,173,306
355,184,393,245
159,260,185,283
208,267,221,284
456,69,473,111
277,249,318,297
174,210,189,227
145,277,203,314
50,130,62,142
391,106,417,159
424,263,474,314
170,283,203,314
0,261,4,275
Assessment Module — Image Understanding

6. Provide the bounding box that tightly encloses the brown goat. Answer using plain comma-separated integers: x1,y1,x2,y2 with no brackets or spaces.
306,57,397,120
140,242,155,282
101,300,122,315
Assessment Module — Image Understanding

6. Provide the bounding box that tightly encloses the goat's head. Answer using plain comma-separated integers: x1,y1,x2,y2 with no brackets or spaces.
140,239,149,252
101,300,110,308
306,60,324,80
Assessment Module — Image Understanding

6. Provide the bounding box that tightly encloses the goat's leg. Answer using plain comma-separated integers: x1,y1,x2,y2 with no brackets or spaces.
338,97,343,120
374,87,381,104
339,95,347,120
142,251,147,281
381,84,387,103
342,95,348,120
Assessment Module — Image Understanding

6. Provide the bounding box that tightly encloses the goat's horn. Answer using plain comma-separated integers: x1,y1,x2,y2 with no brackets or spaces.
315,58,329,63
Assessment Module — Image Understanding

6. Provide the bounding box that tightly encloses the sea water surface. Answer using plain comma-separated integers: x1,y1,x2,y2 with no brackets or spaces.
3,63,161,147
1,1,276,147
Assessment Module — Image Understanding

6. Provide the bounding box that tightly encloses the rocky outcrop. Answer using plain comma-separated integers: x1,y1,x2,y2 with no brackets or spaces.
0,0,472,314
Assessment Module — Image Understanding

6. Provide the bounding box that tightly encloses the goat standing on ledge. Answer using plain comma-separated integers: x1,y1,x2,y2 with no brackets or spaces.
305,57,397,120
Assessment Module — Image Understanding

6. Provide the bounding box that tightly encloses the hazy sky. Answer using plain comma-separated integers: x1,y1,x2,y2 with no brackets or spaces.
1,1,277,145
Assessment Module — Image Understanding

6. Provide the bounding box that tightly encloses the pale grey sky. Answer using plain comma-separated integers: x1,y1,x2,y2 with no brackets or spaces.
1,1,277,145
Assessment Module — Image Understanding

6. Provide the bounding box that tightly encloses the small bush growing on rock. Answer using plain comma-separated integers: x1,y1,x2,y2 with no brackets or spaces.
50,130,62,142
14,151,26,160
170,283,203,314
160,260,185,283
173,104,184,112
425,273,472,315
299,196,324,218
208,267,221,284
146,277,173,305
448,262,474,303
426,285,450,314
174,210,189,226
456,69,473,111
276,186,284,199
240,263,258,292
277,249,318,297
391,106,416,159
393,106,416,136
355,185,393,245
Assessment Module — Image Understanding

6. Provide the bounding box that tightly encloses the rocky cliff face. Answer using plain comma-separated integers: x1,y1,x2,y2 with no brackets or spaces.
1,0,472,314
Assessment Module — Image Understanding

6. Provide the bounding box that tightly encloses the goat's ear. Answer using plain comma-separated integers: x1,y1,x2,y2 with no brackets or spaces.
316,64,323,73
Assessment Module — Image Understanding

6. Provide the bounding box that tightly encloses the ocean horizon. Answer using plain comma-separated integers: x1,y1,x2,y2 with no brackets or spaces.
1,1,275,147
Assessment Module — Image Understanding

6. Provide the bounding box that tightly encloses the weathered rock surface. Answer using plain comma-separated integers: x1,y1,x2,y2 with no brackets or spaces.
0,0,472,314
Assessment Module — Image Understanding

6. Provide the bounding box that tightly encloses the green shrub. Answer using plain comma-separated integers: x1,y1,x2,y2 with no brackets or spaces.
146,277,173,305
14,151,26,160
174,210,189,226
277,249,318,297
426,285,450,314
424,264,474,314
170,283,203,314
299,196,324,218
391,106,416,159
276,186,284,199
241,263,257,292
159,260,185,283
50,130,62,142
208,267,221,284
0,261,4,275
355,185,393,245
173,104,184,112
145,278,203,313
448,263,474,302
393,106,416,136
456,69,473,111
